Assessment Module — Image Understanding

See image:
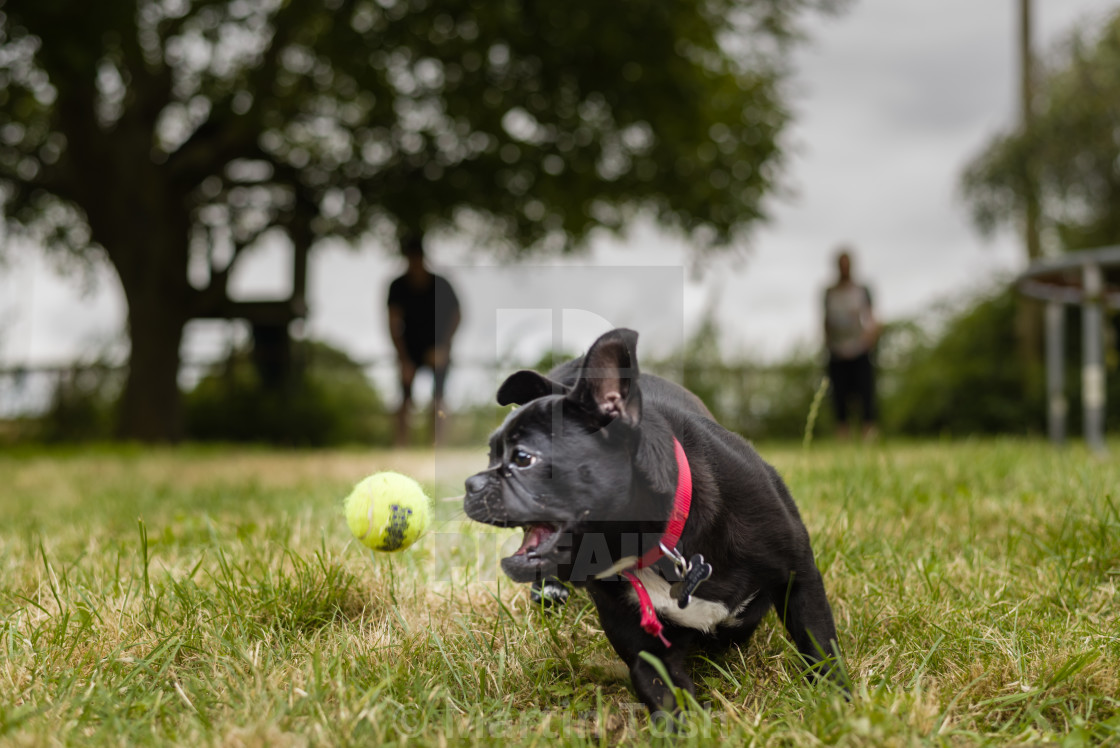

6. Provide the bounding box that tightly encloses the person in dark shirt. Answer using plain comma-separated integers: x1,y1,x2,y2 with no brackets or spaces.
387,234,461,446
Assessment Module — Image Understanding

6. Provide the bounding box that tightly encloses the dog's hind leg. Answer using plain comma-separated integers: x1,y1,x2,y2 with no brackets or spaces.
774,568,846,690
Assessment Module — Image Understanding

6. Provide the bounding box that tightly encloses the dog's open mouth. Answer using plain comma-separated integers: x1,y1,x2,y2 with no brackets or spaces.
501,522,567,582
513,523,561,558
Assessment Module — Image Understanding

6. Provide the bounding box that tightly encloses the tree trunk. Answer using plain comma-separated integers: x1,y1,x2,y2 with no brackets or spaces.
116,292,188,442
107,207,193,442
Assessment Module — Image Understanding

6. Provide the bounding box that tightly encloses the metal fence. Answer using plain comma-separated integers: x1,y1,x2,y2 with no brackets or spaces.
0,355,504,419
0,353,818,442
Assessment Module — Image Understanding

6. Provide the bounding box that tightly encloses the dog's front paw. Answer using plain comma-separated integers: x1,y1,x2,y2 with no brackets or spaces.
529,578,570,610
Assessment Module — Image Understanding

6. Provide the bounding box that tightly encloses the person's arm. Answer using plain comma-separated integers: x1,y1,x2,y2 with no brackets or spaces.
823,288,833,348
388,305,407,355
444,306,461,346
433,279,461,368
442,283,461,347
861,286,882,348
387,282,416,378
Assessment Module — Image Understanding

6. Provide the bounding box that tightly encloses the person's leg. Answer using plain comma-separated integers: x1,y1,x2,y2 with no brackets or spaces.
828,356,851,439
431,357,450,446
396,352,420,447
856,353,878,441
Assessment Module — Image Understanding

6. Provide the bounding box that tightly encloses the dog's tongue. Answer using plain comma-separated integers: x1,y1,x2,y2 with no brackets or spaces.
514,524,556,556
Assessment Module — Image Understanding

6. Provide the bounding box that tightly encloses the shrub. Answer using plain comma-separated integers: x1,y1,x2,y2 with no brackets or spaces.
662,312,830,441
185,340,391,446
882,286,1120,436
35,363,122,442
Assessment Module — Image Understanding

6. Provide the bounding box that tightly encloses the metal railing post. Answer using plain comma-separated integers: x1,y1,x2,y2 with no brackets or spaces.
1081,263,1105,452
1045,300,1065,444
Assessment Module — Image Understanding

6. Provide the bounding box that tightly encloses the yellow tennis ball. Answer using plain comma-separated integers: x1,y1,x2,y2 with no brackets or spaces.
344,472,431,552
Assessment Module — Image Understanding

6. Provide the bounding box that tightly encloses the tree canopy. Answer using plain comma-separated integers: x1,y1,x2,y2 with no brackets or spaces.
962,9,1120,253
0,0,839,440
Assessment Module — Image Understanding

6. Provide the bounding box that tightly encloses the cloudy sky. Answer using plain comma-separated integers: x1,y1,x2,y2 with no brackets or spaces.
2,0,1117,406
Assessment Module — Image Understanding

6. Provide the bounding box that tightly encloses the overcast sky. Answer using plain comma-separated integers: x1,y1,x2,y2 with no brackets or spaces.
2,0,1117,407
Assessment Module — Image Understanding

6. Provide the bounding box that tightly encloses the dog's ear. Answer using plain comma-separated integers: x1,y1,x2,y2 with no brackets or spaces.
497,370,568,406
570,328,642,426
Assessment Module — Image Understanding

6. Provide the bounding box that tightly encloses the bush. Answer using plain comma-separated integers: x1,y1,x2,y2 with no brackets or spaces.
882,286,1120,437
883,290,1038,435
661,312,830,441
35,363,122,442
185,340,391,446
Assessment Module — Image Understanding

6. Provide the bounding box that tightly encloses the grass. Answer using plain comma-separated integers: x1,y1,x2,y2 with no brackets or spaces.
1,440,1118,746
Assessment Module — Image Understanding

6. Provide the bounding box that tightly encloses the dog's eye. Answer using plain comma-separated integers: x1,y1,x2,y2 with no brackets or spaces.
511,449,536,469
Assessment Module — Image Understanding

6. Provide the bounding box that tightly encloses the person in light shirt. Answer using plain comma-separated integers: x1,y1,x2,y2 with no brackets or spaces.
823,248,881,440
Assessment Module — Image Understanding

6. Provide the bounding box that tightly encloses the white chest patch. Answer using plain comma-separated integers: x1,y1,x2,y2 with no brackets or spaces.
627,567,755,634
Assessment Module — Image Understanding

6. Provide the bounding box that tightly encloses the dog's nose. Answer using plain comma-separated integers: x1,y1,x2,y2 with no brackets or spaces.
465,473,488,497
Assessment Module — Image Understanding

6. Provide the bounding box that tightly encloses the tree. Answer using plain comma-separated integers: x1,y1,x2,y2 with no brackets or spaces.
0,0,838,441
962,9,1120,402
962,8,1120,252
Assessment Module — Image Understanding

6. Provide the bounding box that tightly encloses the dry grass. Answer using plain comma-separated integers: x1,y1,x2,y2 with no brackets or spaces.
1,440,1118,745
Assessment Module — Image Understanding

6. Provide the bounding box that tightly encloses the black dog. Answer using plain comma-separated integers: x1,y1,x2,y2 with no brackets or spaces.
464,328,843,717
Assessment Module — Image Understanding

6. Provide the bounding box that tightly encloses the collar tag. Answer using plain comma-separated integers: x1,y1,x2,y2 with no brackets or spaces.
669,553,713,609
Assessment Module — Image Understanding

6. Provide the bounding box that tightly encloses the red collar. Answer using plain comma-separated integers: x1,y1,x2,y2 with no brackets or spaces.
636,436,692,569
622,436,692,647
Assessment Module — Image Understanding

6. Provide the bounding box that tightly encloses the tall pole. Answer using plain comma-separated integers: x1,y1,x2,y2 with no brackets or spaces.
1016,0,1044,406
1020,0,1041,260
